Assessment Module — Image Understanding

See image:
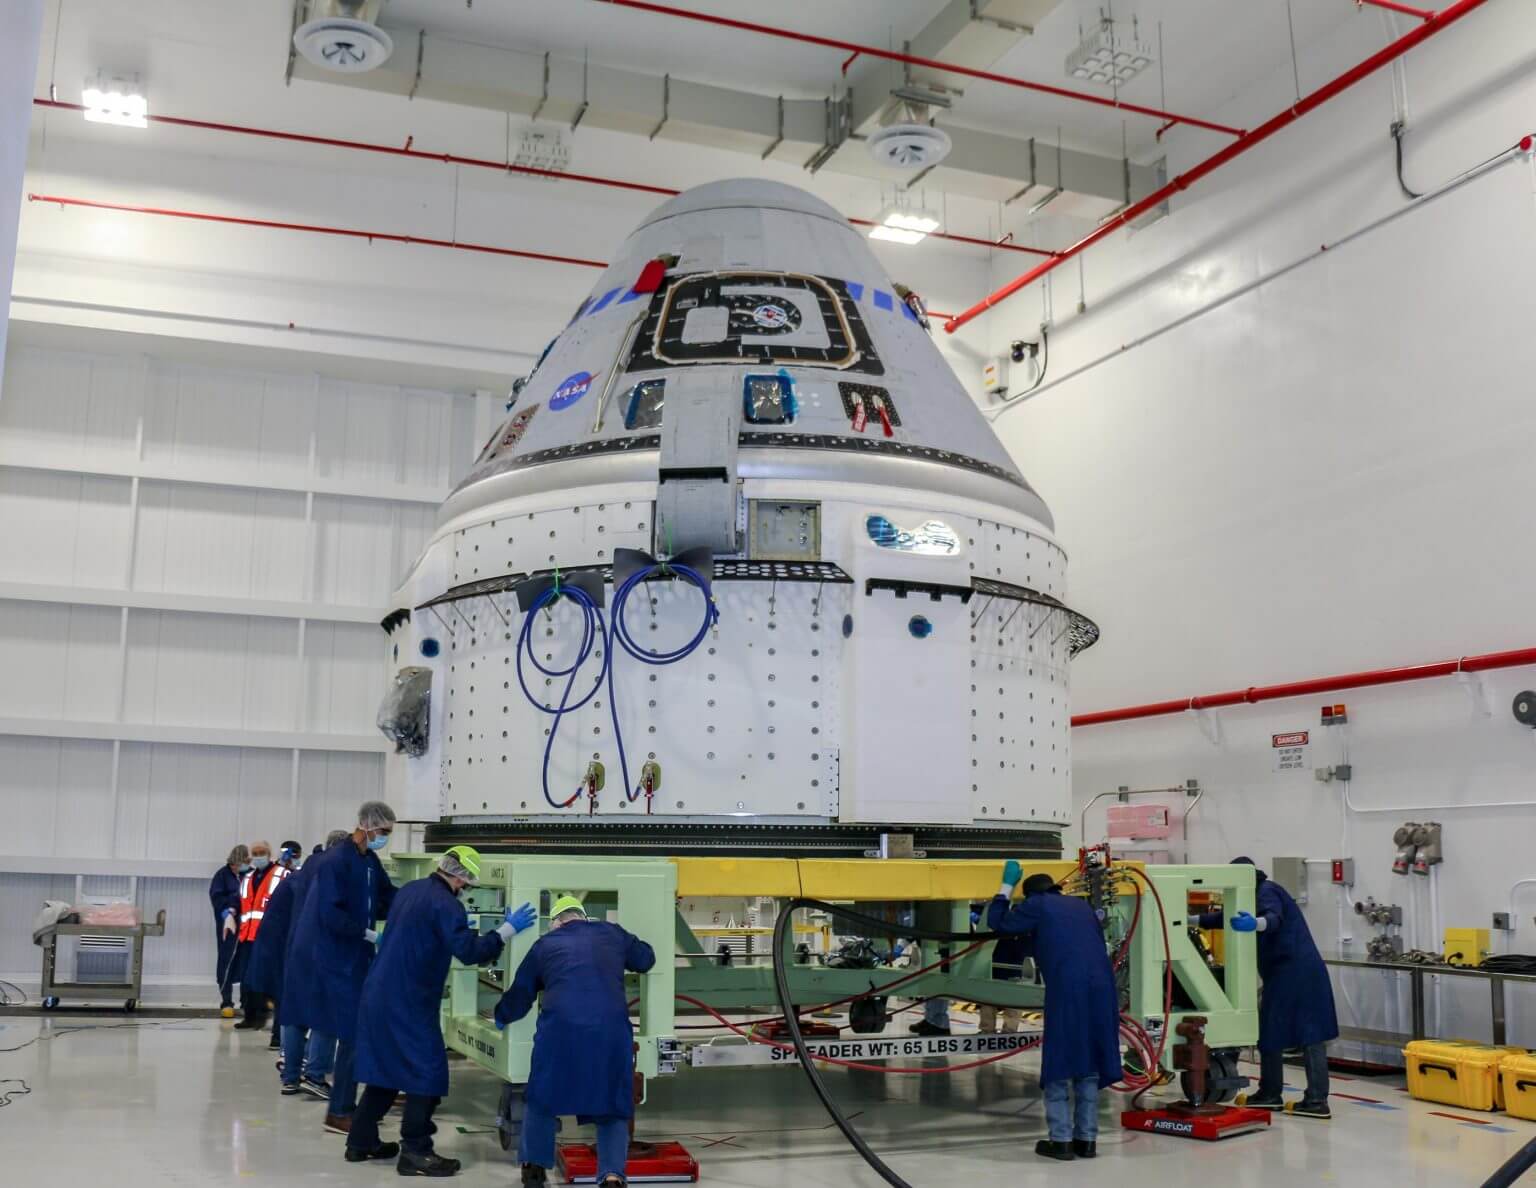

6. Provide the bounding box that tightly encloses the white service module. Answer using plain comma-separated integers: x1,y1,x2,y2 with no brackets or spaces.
379,179,1096,835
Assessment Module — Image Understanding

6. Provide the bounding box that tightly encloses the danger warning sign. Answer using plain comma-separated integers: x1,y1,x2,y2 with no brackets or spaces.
1273,730,1309,773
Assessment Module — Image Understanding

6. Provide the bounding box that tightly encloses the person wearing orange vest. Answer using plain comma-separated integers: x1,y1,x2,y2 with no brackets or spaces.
233,840,289,1032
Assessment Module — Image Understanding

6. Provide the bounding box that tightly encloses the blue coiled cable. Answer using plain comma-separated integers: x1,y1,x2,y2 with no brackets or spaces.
514,582,609,809
607,561,719,801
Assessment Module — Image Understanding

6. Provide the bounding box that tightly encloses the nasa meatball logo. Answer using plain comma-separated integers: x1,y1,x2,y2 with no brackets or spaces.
751,302,791,329
550,371,597,410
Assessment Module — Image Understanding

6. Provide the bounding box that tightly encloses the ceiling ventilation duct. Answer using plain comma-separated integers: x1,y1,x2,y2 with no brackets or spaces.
294,0,394,74
867,98,953,171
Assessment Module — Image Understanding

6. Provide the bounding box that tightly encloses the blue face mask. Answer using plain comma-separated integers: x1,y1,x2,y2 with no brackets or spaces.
366,833,390,852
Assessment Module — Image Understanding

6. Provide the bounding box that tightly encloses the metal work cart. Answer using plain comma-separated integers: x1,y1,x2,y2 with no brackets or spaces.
37,909,166,1011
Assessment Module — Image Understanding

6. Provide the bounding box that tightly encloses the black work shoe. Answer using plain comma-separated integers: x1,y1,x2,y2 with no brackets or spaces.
908,1020,951,1037
1288,1099,1332,1120
300,1077,333,1100
1072,1139,1097,1158
599,1177,626,1188
1239,1092,1284,1110
397,1150,461,1177
1035,1140,1075,1161
280,1081,301,1096
234,1016,268,1031
267,1034,281,1050
521,1165,548,1187
346,1142,401,1162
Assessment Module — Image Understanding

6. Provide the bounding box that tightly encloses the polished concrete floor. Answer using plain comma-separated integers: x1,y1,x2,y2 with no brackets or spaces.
1,1009,1527,1186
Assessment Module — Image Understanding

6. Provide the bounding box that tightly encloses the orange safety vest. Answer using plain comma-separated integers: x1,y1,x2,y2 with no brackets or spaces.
237,864,290,943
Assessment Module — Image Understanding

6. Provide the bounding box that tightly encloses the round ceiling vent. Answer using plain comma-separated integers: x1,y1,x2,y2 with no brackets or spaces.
294,17,395,73
868,124,953,170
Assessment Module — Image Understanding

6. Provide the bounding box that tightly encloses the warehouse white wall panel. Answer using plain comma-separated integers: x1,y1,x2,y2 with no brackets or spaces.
311,496,438,607
0,339,475,992
0,601,121,720
297,751,393,848
303,622,393,736
992,5,1536,1055
0,470,134,586
133,483,310,602
122,611,300,731
0,346,143,467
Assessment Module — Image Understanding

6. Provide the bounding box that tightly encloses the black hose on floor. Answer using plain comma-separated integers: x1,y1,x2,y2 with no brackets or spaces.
1482,1136,1536,1188
770,897,1007,1188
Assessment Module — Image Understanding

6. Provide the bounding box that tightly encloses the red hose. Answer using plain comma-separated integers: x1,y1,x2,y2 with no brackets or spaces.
674,993,1040,1075
1123,867,1175,1106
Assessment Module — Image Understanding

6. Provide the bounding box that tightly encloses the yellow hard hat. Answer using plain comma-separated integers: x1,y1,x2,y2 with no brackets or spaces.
550,894,586,918
442,845,483,884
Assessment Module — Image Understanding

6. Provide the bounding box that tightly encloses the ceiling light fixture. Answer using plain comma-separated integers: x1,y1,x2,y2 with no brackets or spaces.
1065,13,1154,87
82,73,147,128
869,203,940,245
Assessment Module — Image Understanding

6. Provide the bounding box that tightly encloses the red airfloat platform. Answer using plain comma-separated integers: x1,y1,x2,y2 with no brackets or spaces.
749,1019,841,1043
1120,1105,1272,1141
556,1140,701,1183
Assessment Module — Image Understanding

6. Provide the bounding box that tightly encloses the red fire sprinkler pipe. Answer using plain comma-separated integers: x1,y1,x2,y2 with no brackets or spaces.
942,0,1490,333
1071,646,1536,728
21,191,965,319
593,0,1243,138
30,98,1053,260
26,193,612,270
1358,0,1436,21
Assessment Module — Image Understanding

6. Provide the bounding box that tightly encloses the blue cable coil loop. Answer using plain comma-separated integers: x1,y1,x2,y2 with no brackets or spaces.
514,581,609,809
608,561,719,801
513,561,718,810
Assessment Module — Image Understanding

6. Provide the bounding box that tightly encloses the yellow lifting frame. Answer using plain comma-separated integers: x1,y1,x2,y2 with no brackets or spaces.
671,857,1090,901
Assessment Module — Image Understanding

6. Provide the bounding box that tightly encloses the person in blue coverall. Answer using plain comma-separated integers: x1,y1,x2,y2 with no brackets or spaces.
495,895,657,1188
249,832,347,1097
1198,857,1338,1119
988,865,1122,1162
346,847,537,1177
208,844,248,1017
282,800,399,1136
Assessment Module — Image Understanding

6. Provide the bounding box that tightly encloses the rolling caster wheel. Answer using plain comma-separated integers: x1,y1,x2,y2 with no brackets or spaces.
42,996,59,1010
848,997,887,1034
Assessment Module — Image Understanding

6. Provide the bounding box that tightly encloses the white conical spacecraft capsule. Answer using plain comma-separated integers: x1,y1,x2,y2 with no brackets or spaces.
379,178,1097,856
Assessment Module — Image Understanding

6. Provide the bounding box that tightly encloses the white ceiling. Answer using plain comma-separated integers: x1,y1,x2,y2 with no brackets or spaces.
379,0,1375,157
26,0,1394,208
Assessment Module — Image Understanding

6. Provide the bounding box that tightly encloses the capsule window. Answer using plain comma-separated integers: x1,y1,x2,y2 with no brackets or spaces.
623,380,666,430
744,374,796,425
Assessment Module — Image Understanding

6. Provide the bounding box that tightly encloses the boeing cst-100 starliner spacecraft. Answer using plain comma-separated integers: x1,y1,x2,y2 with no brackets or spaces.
379,178,1097,857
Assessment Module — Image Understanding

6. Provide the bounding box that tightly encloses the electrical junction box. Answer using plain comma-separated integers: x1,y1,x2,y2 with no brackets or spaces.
1330,858,1355,887
1271,857,1308,905
1444,928,1491,967
1492,912,1513,932
982,356,1008,394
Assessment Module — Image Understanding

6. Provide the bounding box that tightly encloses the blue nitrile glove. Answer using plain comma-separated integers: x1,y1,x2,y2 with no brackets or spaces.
970,910,981,926
1002,859,1023,887
496,904,536,942
1231,911,1259,933
495,1016,507,1031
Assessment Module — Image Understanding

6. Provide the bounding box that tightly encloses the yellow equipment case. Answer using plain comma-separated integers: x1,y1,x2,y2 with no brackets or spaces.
1499,1052,1536,1122
1404,1041,1525,1111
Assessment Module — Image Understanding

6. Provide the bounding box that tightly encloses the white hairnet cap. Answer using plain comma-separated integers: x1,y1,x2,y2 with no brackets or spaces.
358,800,397,831
325,829,350,848
437,851,478,885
